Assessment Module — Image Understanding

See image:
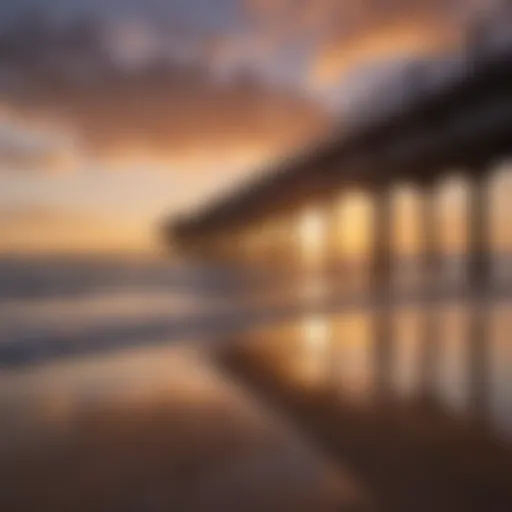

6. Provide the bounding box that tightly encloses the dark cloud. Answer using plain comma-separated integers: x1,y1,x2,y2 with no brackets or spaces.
242,1,508,88
0,10,329,172
0,0,506,174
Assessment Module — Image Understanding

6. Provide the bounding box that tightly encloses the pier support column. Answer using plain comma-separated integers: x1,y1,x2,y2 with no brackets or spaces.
278,215,297,271
257,219,275,270
242,226,257,267
419,181,441,402
323,196,343,275
261,219,275,269
467,171,491,424
371,185,394,400
321,196,344,387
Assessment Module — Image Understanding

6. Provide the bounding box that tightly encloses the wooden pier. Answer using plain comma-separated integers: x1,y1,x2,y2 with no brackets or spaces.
167,20,512,512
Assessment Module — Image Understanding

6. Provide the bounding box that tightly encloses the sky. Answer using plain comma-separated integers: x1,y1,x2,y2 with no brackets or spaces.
0,0,508,254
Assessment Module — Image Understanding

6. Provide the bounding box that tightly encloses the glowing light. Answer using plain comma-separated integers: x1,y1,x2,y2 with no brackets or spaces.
299,206,326,268
298,313,330,386
338,194,372,258
303,313,329,351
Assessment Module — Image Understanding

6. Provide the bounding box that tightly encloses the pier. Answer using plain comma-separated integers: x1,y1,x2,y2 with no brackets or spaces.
167,23,512,512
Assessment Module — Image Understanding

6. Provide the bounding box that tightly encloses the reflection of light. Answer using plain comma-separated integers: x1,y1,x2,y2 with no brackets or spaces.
304,314,329,351
331,313,374,401
298,314,330,385
299,207,325,268
338,194,372,257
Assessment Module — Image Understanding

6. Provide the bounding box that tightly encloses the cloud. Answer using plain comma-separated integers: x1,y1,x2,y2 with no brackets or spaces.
0,0,504,177
310,19,461,88
0,115,77,173
0,12,330,175
242,0,506,92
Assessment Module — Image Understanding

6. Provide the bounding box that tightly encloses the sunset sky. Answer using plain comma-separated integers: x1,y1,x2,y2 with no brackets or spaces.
0,0,508,254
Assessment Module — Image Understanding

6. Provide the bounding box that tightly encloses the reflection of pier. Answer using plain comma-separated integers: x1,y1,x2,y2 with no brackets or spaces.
168,25,512,511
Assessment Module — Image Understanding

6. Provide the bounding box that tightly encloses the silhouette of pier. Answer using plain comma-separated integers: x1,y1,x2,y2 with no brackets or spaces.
167,18,512,512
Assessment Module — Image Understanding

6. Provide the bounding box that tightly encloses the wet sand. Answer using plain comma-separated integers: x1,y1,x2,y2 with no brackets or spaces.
0,343,368,512
220,346,512,512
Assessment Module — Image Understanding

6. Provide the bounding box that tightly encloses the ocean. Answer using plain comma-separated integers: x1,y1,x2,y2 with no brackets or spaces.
0,255,510,440
0,256,247,365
